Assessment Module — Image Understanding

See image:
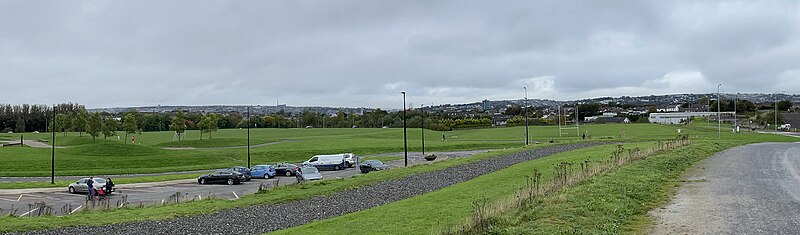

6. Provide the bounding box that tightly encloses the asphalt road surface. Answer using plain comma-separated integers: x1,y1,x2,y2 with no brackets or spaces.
651,142,800,234
0,150,489,216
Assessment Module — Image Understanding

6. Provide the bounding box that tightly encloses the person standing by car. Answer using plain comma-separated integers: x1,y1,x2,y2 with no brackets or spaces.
86,177,94,200
105,178,115,196
295,169,304,183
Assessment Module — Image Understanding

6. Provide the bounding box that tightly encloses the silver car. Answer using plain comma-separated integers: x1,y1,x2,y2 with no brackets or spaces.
68,178,109,194
297,167,323,181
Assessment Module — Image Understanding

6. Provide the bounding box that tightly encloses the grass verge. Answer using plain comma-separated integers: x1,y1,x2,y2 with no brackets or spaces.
268,142,655,235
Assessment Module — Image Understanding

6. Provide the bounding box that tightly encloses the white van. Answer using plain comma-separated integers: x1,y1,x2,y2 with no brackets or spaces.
303,154,347,171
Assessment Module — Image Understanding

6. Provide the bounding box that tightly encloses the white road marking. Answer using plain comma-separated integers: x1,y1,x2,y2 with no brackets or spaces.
17,194,23,202
232,191,239,199
69,205,83,214
20,208,38,216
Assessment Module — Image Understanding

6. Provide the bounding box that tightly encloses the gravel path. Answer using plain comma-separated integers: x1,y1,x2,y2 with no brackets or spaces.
650,142,800,234
10,142,605,235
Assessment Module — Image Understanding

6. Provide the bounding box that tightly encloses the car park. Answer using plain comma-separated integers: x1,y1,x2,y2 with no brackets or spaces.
227,166,252,181
68,177,114,194
250,164,276,179
274,162,299,176
198,170,245,185
359,160,386,173
297,167,322,181
303,154,347,171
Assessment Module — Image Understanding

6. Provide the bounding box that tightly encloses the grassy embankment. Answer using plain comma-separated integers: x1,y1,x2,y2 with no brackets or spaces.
268,130,797,234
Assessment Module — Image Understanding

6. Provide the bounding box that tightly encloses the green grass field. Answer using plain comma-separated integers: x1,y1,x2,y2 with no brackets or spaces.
266,129,797,234
0,123,705,177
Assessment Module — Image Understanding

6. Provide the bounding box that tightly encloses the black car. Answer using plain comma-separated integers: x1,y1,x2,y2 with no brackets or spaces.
227,166,252,181
274,162,299,176
359,160,386,173
198,171,245,185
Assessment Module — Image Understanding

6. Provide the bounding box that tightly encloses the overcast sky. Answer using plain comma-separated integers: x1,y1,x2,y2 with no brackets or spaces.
1,1,798,109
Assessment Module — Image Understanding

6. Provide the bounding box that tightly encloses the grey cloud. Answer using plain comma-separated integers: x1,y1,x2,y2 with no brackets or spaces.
0,0,798,108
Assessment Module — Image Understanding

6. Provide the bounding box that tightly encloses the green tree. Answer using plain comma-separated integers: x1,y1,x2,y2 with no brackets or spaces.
777,100,794,111
122,112,138,143
86,112,102,143
73,109,88,137
102,117,118,141
197,115,219,139
169,111,187,141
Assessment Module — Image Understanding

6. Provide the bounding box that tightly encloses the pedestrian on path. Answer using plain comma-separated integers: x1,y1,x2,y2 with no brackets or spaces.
442,133,446,142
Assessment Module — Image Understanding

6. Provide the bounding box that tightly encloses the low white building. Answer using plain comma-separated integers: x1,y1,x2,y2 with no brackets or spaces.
649,112,735,125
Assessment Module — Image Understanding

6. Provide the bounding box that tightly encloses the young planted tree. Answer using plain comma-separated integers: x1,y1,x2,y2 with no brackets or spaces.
122,112,138,143
102,117,118,141
86,112,102,143
169,111,187,141
197,116,210,140
73,109,88,137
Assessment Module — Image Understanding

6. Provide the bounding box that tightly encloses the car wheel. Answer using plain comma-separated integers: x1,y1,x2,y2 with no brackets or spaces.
227,179,235,185
199,179,206,185
334,165,340,171
345,162,352,168
68,187,75,194
268,174,274,179
285,171,292,177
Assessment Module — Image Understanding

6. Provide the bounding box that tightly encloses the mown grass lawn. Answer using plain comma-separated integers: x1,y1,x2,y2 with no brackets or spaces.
0,123,699,177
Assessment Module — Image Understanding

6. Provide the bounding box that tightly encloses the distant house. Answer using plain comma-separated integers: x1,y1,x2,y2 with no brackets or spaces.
649,112,735,124
656,105,681,112
596,117,631,124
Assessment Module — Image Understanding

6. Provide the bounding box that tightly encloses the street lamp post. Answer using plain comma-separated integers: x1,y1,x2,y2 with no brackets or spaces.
717,84,721,139
51,105,56,184
524,86,529,146
247,106,251,169
421,104,425,155
400,91,407,167
734,93,738,133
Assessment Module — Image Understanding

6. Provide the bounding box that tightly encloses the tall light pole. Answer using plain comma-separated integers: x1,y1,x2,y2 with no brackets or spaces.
247,106,251,168
523,86,529,146
734,93,738,132
420,104,425,155
51,105,56,184
400,91,407,167
775,92,778,132
717,84,721,139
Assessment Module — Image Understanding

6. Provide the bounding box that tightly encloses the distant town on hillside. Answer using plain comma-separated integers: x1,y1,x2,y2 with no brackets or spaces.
89,93,800,116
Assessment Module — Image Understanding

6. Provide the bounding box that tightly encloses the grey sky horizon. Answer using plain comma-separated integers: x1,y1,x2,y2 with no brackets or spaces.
1,1,798,109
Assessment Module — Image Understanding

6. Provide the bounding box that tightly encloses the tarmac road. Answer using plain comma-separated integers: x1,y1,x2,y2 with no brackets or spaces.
650,142,800,234
0,150,489,216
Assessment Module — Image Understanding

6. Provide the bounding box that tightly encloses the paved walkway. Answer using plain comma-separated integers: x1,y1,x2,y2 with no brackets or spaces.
0,140,63,148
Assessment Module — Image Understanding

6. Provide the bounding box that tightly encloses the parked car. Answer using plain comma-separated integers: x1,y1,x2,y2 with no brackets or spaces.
359,160,386,173
227,166,252,181
341,153,356,168
274,162,299,176
198,171,245,185
250,164,276,179
68,178,114,194
303,154,347,171
297,167,323,181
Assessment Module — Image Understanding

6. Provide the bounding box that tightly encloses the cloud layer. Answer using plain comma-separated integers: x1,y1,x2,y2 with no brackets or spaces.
1,0,798,108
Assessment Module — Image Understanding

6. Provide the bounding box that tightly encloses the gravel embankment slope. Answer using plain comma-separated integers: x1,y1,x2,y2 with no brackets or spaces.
12,142,604,235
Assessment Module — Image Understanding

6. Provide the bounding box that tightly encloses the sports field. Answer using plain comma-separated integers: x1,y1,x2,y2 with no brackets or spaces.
0,122,738,177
